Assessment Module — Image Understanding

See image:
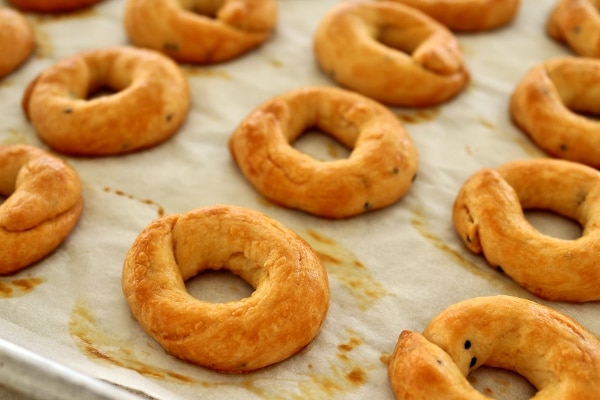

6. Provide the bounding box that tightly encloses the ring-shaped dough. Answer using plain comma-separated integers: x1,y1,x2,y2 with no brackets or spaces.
0,7,34,78
388,295,600,399
22,46,190,156
511,57,600,168
228,86,419,219
124,0,277,64
377,0,520,32
453,158,600,302
7,0,104,13
122,205,330,372
547,0,600,57
313,1,469,107
0,144,83,274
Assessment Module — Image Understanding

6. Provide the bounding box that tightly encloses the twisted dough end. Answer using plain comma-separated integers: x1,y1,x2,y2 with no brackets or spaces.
453,159,600,302
124,0,277,64
313,1,469,107
389,296,600,399
0,145,83,274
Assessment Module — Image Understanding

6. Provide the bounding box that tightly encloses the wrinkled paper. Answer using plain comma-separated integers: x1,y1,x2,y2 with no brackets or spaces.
0,0,598,399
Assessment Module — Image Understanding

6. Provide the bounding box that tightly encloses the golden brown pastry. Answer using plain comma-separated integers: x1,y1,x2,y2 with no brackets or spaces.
510,57,600,168
378,0,520,32
389,295,600,399
0,7,34,78
122,204,330,372
453,158,600,302
7,0,103,13
22,46,190,156
124,0,277,64
313,1,469,107
0,144,83,274
547,0,600,57
228,86,419,219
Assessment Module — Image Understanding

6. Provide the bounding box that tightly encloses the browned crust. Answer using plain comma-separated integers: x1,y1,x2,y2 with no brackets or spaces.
378,0,520,32
452,158,600,302
510,57,600,167
22,46,191,156
313,1,469,107
124,0,277,64
228,86,419,218
547,0,600,57
389,296,600,399
122,205,330,372
0,145,83,274
0,8,35,78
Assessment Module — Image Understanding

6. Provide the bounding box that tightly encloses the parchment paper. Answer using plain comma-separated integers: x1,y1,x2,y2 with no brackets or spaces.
0,0,598,399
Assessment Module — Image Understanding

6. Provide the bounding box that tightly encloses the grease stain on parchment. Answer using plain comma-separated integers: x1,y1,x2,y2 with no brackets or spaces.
0,277,45,298
379,352,391,366
395,108,439,124
70,299,375,398
70,296,267,395
268,58,283,68
479,117,495,131
103,187,165,217
410,204,523,296
282,329,376,400
305,229,389,311
69,297,194,384
31,26,54,59
1,128,30,145
324,140,346,160
183,67,231,79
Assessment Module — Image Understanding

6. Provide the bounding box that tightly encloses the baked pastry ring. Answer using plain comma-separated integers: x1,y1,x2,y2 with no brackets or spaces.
22,46,190,156
122,204,330,372
0,7,35,78
377,0,520,32
388,295,600,399
510,57,600,168
228,86,419,219
547,0,600,57
124,0,277,64
313,1,469,107
0,144,83,274
453,158,600,302
6,0,103,13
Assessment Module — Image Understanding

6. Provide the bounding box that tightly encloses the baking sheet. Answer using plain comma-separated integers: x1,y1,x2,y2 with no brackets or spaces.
0,0,598,399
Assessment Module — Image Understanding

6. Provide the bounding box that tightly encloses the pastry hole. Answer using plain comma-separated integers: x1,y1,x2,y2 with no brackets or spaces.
547,64,600,117
376,25,423,55
292,129,352,161
186,0,225,18
468,366,536,400
573,110,600,121
86,85,119,100
185,270,254,303
524,210,582,240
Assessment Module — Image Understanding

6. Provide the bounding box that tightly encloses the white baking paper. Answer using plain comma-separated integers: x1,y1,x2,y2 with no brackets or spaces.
0,0,598,399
